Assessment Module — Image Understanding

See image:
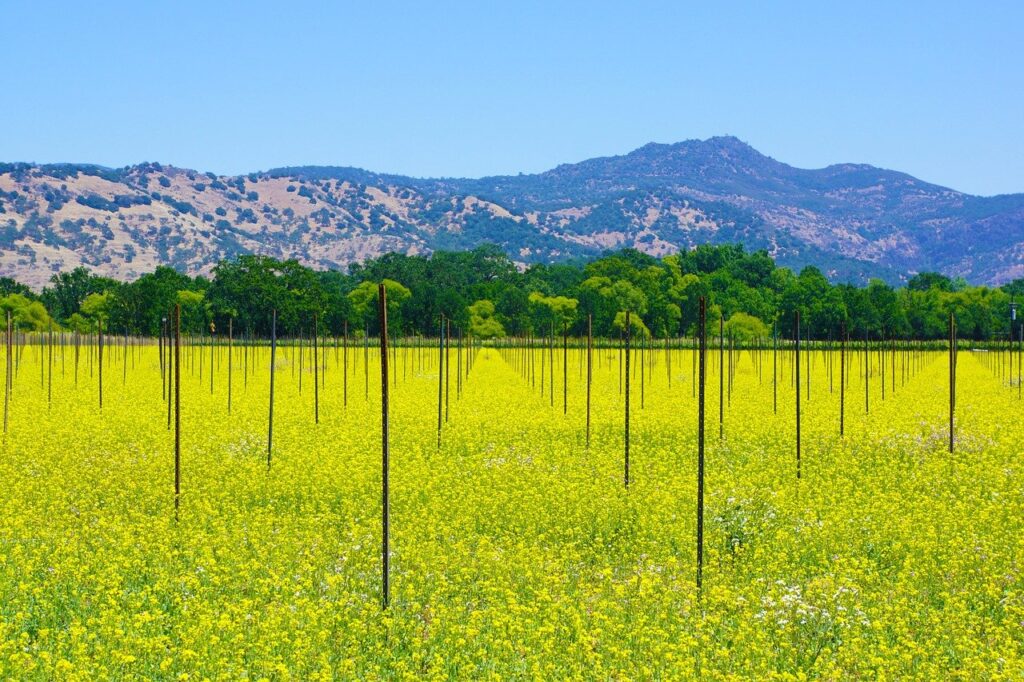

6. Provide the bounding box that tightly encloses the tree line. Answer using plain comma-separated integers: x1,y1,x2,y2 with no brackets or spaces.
1,243,1022,341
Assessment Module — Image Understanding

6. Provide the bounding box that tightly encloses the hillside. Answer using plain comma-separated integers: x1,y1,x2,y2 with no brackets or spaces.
1,136,1022,289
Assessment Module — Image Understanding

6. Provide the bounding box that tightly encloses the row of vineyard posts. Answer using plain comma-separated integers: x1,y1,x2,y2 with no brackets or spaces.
2,290,1022,608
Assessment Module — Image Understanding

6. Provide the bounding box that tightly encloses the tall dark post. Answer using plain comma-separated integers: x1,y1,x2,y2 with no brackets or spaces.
268,309,276,468
864,329,870,414
159,318,165,399
696,297,707,591
4,311,10,434
437,316,444,449
343,321,348,408
795,310,801,480
624,310,631,489
840,323,846,437
445,318,451,422
586,314,592,447
98,319,104,410
719,316,724,439
949,312,956,453
773,324,778,415
166,315,172,430
563,325,568,415
227,318,233,414
47,321,53,407
378,284,390,610
174,304,181,519
314,313,320,424
209,325,214,394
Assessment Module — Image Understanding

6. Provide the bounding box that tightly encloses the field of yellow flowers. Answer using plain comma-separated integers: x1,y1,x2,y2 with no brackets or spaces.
0,338,1021,680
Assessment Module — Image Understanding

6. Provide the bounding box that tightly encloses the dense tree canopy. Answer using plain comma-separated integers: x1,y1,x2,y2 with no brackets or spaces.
11,243,1024,341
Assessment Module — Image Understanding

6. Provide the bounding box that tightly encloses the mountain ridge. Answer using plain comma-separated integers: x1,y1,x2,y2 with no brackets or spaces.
1,136,1022,289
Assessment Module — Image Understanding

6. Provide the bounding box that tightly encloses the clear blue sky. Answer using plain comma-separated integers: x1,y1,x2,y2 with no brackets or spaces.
1,1,1021,195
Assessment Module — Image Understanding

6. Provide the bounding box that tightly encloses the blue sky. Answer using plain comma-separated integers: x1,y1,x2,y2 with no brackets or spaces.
1,1,1021,195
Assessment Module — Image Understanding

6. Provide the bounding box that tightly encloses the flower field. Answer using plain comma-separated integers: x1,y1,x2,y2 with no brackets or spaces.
0,338,1021,680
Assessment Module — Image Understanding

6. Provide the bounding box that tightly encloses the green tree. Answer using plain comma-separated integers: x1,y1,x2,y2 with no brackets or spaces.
612,310,651,339
347,279,412,334
41,267,117,323
467,300,505,339
205,255,323,335
65,313,92,334
908,272,953,292
80,292,112,328
724,312,769,342
176,290,209,334
0,294,53,331
528,292,578,334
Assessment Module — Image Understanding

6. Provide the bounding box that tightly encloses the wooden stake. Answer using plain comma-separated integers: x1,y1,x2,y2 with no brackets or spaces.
840,323,846,437
795,310,801,480
624,310,631,489
437,316,444,449
174,304,181,519
563,325,568,414
314,314,320,424
719,316,724,440
696,297,707,591
445,319,450,422
47,321,53,408
228,318,233,414
98,320,104,410
949,312,956,453
3,312,10,435
343,321,348,409
586,314,592,447
379,284,390,609
268,309,276,468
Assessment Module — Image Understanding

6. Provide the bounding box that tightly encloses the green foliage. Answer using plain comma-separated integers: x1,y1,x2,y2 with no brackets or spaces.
204,255,335,335
467,300,505,339
176,290,210,334
65,313,91,334
6,243,1022,341
908,272,953,292
41,267,117,320
347,279,412,334
0,277,35,299
612,311,650,339
0,293,53,331
724,312,769,342
528,292,578,333
80,292,112,324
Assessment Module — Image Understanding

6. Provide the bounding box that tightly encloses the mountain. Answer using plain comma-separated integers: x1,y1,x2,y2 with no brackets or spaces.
1,136,1022,289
